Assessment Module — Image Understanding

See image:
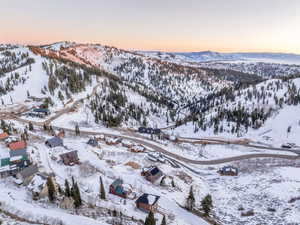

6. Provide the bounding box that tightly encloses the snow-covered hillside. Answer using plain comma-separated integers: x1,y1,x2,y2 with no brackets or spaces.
1,42,300,225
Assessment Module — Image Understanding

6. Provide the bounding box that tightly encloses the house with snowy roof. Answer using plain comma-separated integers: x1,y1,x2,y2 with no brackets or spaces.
109,178,129,198
141,166,163,183
16,164,39,185
136,193,160,213
45,136,63,148
59,150,79,166
87,138,98,147
0,132,9,141
218,165,238,176
27,173,59,200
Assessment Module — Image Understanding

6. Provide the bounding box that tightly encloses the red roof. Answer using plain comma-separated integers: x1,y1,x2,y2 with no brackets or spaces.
9,141,27,150
0,133,9,140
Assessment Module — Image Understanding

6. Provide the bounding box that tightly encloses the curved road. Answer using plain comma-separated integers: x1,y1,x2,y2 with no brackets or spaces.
24,123,300,166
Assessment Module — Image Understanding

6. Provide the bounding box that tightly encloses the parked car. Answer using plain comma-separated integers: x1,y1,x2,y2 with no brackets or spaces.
147,152,166,163
281,143,293,149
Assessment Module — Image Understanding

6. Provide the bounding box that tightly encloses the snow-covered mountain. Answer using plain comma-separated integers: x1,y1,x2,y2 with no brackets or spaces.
1,42,300,225
141,50,300,65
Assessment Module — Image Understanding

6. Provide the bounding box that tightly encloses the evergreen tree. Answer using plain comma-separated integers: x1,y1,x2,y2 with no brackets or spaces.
73,182,82,208
201,194,213,217
160,215,166,225
64,179,71,197
186,186,195,211
46,177,56,202
99,176,106,200
171,179,175,188
75,124,80,136
144,211,156,225
28,122,34,131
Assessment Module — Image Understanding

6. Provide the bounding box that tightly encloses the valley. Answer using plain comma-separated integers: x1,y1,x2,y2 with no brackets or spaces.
0,42,300,225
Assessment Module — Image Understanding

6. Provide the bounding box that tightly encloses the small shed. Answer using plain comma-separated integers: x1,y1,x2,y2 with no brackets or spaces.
141,166,163,183
59,151,79,166
218,166,238,176
45,137,63,148
136,193,160,213
0,132,9,141
109,179,128,198
87,138,98,147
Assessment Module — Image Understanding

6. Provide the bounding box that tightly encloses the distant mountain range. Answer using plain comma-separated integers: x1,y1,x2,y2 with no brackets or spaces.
141,50,300,65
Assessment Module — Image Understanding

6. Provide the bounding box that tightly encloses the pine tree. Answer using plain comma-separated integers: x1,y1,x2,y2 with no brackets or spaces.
75,124,80,136
186,186,195,211
160,215,166,225
99,176,106,200
28,122,34,131
73,182,82,208
171,179,175,188
201,194,213,217
144,211,156,225
46,177,56,202
64,179,71,197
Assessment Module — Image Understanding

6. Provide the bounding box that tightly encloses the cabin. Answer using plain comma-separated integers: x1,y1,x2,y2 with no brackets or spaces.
218,166,238,176
105,137,122,145
95,134,105,141
16,164,39,185
141,166,163,183
8,141,27,158
0,132,9,141
136,193,160,213
87,138,98,147
45,137,63,148
130,145,146,153
109,179,128,198
59,151,79,166
121,140,134,148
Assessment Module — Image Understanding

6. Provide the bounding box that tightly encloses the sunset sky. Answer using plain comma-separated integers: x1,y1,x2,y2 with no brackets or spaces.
1,0,300,53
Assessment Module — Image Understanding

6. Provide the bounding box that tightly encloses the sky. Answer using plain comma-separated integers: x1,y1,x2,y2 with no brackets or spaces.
1,0,300,53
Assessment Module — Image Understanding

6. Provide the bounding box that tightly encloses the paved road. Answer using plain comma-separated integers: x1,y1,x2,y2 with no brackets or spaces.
33,124,300,166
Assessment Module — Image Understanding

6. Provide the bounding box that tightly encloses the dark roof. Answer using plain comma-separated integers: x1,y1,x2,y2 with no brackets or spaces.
60,150,79,164
136,193,160,205
87,138,98,146
146,166,162,176
46,137,63,147
33,108,49,113
19,165,39,179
